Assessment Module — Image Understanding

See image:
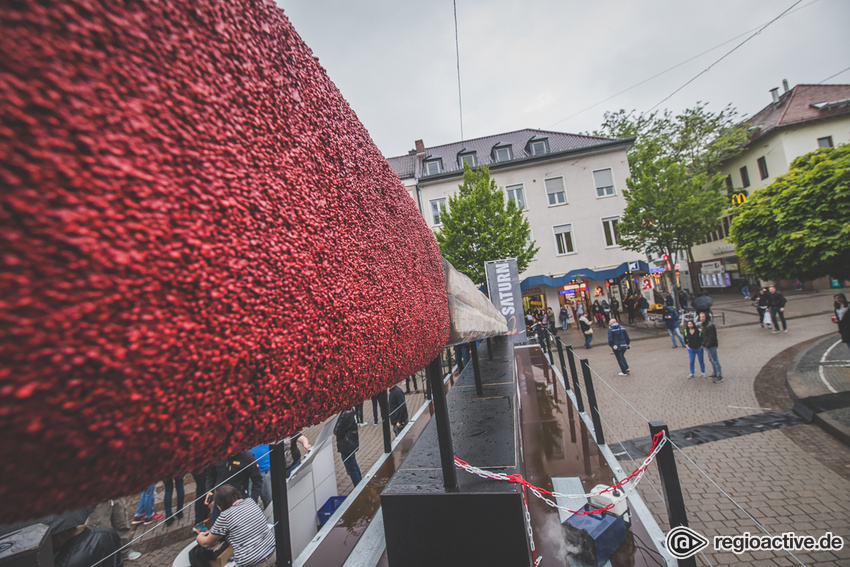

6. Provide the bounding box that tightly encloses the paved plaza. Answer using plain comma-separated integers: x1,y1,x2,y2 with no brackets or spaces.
125,289,850,566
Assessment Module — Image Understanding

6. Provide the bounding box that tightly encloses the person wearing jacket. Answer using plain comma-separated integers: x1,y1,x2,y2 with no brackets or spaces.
662,306,686,348
334,409,362,486
755,287,771,329
768,285,788,333
607,319,631,375
559,305,570,330
683,320,706,378
387,385,408,435
700,312,723,383
578,313,594,349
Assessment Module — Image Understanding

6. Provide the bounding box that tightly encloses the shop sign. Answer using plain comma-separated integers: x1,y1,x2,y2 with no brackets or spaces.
628,261,640,271
725,263,739,271
641,278,652,290
485,259,525,345
649,267,665,274
701,260,723,274
522,286,543,297
594,286,604,296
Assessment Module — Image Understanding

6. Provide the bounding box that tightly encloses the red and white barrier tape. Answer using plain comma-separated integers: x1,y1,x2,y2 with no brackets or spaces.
453,430,666,516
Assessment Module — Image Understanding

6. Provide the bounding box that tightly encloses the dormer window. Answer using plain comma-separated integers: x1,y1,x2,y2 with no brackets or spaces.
492,143,513,163
527,137,549,156
457,150,477,168
423,157,443,176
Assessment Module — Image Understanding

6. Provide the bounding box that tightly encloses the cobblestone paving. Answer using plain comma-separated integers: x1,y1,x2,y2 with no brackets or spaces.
555,292,850,566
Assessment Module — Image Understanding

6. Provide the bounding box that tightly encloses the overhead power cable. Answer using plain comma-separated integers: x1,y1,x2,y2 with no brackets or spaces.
545,0,819,129
818,65,850,84
646,0,805,113
453,0,464,142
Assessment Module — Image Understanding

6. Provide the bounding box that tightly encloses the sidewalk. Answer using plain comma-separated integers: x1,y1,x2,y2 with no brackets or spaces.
562,289,850,565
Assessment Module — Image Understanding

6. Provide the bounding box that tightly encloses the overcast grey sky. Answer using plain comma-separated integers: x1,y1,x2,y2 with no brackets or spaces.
278,0,849,158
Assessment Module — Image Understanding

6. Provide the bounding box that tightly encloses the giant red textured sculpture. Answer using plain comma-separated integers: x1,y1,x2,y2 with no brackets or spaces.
0,0,450,521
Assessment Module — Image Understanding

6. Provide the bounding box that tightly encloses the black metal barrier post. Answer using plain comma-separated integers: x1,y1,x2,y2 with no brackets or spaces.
446,347,453,373
566,345,584,412
428,354,458,491
486,337,493,361
378,389,392,453
470,341,483,395
648,421,695,567
546,335,554,365
555,339,570,390
580,359,605,445
456,345,465,371
269,441,293,567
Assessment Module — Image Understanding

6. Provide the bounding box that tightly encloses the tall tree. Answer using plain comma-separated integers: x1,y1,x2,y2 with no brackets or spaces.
593,104,750,292
729,144,850,282
435,164,538,285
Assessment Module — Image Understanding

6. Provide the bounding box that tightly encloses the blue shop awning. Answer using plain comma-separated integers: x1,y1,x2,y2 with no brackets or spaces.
520,261,650,291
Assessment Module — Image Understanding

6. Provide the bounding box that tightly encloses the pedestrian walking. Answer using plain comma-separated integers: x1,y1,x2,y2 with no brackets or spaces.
602,300,611,323
637,295,649,320
191,466,212,533
131,484,163,525
700,312,723,383
578,313,594,349
683,320,706,378
163,475,185,526
834,293,850,353
388,384,408,436
755,287,771,329
547,307,557,335
334,409,362,486
607,319,631,375
559,305,570,330
405,373,420,394
768,285,788,333
624,294,636,324
610,298,621,322
662,305,686,348
677,288,689,309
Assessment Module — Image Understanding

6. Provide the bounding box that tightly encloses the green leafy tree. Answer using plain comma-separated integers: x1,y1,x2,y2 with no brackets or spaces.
593,104,750,292
435,164,538,285
729,144,850,282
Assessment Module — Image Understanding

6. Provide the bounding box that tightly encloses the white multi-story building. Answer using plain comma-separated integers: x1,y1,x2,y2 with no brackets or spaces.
387,129,656,315
691,82,850,291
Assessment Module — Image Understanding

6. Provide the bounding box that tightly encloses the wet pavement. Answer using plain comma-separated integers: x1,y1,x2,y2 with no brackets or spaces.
516,346,667,566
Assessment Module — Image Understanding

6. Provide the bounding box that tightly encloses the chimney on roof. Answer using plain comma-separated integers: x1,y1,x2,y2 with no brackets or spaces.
782,79,790,93
415,140,425,154
770,87,780,104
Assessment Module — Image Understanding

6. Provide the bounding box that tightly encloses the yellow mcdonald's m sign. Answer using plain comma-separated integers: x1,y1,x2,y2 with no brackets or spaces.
730,191,748,206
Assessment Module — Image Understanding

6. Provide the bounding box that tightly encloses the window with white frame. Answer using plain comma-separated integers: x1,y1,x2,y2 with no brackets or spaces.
430,198,447,226
458,151,477,168
553,224,575,255
593,168,615,197
602,216,620,247
529,139,549,156
493,145,513,162
424,158,443,176
506,184,526,210
544,177,566,206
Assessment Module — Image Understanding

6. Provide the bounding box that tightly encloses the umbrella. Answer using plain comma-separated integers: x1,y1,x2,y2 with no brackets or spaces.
692,296,714,311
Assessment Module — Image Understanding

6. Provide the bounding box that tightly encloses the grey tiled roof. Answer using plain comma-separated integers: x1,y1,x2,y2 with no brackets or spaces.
385,129,627,179
386,154,416,179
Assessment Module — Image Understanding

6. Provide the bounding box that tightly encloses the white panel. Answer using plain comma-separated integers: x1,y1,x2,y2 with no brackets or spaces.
289,492,318,558
287,470,313,511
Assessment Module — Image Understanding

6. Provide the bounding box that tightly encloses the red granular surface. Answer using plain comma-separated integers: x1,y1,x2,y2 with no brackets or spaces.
0,0,449,521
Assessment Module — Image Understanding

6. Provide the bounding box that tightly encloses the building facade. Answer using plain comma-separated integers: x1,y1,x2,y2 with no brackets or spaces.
387,129,657,317
692,83,850,291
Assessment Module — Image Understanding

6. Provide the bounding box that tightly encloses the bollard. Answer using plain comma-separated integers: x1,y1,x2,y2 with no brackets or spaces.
378,389,392,453
470,341,483,396
648,421,695,567
269,441,293,567
428,355,458,490
566,345,584,413
555,339,570,391
580,359,605,445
